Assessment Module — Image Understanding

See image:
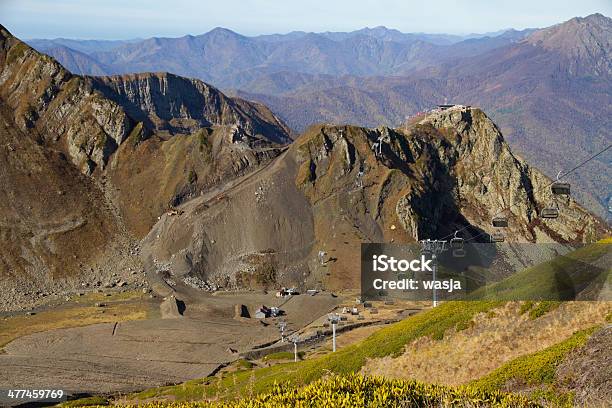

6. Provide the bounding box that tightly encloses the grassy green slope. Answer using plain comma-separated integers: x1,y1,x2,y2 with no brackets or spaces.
477,243,610,301
467,327,598,407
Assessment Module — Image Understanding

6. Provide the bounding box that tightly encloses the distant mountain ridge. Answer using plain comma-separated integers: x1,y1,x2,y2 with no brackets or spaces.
41,45,112,75
26,25,534,85
26,37,140,54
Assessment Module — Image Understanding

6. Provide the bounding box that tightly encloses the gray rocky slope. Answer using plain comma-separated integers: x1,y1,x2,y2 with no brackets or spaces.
143,106,608,292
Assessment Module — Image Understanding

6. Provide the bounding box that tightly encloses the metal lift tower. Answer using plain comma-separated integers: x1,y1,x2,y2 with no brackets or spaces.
419,239,447,307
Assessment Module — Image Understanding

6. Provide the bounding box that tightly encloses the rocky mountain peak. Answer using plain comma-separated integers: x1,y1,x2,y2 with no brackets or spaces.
0,24,291,178
0,26,295,294
0,29,134,175
525,13,611,74
296,106,606,244
201,27,247,43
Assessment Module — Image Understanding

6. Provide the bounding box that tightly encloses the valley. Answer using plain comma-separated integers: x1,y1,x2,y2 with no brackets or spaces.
0,11,610,408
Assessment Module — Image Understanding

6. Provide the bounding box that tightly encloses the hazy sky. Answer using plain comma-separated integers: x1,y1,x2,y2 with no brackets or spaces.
1,0,611,40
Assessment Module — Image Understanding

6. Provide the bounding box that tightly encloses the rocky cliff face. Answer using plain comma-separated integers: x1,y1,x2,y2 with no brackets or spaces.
0,27,291,177
0,26,134,175
296,106,604,244
92,73,292,143
0,102,126,291
405,107,602,242
0,27,137,304
143,106,608,292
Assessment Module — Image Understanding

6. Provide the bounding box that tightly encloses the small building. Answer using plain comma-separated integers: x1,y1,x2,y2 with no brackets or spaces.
276,287,298,297
255,305,271,319
306,289,318,296
437,104,470,111
255,305,283,318
269,307,281,317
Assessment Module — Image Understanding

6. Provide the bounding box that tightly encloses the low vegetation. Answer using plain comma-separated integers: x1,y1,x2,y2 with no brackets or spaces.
6,41,30,64
469,328,595,391
78,374,540,407
195,129,212,161
59,396,109,407
97,323,600,407
518,301,561,319
468,327,598,407
526,301,561,319
234,359,255,369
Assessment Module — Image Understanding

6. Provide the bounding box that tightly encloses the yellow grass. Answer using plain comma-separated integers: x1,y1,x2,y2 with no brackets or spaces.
0,291,154,350
363,301,611,385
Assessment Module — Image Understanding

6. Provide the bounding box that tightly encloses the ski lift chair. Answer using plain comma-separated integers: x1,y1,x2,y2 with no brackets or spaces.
492,216,508,228
450,231,464,249
551,182,570,195
551,171,570,195
540,207,559,219
450,231,465,257
490,232,505,243
452,248,466,258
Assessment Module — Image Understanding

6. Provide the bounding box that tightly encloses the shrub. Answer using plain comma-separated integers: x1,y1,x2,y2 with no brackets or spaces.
113,374,541,407
528,301,560,320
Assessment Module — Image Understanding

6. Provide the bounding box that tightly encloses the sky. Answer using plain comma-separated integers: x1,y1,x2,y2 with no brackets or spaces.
1,0,611,40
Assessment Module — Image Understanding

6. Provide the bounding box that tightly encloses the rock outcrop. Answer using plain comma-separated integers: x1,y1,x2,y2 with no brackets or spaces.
0,27,133,175
92,73,291,144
